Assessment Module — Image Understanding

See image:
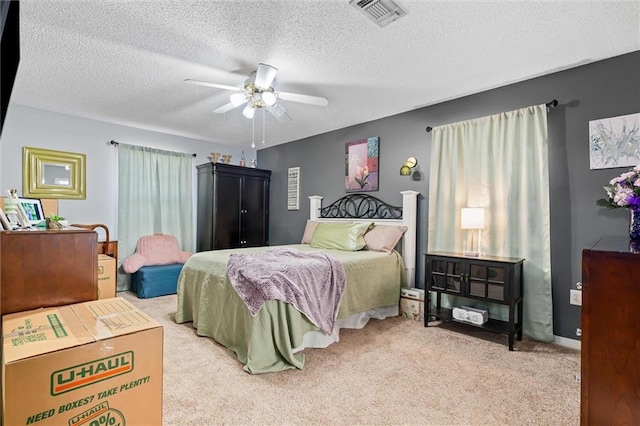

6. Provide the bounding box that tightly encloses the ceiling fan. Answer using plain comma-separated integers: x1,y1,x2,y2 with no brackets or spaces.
185,63,329,120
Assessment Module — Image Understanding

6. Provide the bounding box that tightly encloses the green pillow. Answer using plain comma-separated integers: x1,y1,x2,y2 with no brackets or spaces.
310,222,372,251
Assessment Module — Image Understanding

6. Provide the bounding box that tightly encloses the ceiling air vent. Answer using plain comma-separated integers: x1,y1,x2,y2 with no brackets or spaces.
349,0,407,28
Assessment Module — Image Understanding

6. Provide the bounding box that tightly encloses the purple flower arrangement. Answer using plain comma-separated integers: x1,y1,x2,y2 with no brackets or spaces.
597,165,640,210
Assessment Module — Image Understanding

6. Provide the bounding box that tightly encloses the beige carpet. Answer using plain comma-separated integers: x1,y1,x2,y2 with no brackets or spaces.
121,291,580,425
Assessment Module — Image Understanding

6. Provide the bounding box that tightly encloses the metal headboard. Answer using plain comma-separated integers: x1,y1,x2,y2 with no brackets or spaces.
309,191,419,287
319,193,402,219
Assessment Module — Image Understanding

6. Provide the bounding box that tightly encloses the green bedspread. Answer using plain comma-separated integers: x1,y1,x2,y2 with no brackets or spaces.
175,244,406,374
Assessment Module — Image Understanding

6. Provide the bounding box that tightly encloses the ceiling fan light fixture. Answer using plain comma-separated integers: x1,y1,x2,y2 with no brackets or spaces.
187,62,328,121
230,93,246,106
254,63,278,89
262,91,277,106
242,105,255,119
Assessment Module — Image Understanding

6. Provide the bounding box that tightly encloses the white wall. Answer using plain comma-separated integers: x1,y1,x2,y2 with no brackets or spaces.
0,104,244,247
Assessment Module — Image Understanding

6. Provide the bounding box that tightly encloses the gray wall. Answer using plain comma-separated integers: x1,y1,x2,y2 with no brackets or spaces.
259,51,640,340
0,104,244,247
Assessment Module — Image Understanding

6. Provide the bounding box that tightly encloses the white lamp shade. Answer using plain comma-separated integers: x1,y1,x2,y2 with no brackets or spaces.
262,91,277,106
230,93,246,106
461,208,485,229
242,104,256,119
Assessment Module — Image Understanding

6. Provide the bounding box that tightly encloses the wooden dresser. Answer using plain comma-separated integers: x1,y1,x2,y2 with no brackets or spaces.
581,236,640,424
0,227,98,315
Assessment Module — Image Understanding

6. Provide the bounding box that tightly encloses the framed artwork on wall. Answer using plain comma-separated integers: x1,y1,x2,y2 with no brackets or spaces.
589,112,640,170
287,167,300,211
345,136,379,192
23,146,86,199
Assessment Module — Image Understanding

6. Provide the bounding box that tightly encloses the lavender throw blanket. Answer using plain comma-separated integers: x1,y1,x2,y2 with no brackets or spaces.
226,248,346,334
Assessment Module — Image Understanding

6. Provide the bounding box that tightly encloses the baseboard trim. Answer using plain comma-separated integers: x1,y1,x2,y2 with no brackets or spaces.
554,335,581,350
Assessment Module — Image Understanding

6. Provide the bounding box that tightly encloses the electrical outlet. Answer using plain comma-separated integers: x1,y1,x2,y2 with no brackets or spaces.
576,328,582,337
570,289,582,306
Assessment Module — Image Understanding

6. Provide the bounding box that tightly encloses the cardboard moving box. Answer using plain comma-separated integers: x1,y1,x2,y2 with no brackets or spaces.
97,254,117,299
2,297,163,426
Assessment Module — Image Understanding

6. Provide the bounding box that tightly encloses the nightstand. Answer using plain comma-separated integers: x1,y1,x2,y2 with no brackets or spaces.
424,252,524,350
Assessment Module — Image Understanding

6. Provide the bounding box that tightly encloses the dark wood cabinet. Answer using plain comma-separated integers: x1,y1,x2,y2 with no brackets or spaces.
197,162,271,251
0,227,98,315
425,252,524,350
581,237,640,425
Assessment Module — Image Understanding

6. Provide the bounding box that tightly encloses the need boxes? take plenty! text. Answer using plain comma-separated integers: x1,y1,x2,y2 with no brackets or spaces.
2,297,163,426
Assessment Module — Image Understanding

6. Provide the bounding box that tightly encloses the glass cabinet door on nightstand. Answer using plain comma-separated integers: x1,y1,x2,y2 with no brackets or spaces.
428,257,464,295
467,262,509,302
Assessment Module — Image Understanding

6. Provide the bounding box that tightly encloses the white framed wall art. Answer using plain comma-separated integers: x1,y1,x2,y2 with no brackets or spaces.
287,167,300,210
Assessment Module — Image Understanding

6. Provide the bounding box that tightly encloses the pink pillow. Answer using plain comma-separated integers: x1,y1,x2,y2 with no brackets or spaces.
122,234,193,273
301,220,320,244
363,225,407,254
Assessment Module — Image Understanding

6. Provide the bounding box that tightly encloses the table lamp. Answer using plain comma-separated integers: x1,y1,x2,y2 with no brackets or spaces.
461,207,484,257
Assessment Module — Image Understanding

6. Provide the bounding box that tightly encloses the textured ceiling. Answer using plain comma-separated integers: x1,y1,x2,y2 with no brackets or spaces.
10,1,640,149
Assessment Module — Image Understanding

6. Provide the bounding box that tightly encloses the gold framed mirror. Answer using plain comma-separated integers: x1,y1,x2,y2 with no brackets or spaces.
22,147,86,199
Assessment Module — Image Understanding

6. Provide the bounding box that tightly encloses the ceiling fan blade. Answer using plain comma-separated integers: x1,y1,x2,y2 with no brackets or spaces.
277,91,329,107
266,103,286,118
254,63,278,89
213,101,244,114
266,104,291,123
184,79,241,92
271,110,292,123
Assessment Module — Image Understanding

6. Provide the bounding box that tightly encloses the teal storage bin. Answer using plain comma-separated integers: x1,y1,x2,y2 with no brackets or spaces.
131,263,184,298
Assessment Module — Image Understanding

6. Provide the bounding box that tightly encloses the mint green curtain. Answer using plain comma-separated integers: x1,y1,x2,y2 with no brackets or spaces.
428,104,553,342
117,143,194,291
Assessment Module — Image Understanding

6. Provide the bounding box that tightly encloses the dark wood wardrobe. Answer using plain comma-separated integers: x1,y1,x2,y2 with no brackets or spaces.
196,162,271,251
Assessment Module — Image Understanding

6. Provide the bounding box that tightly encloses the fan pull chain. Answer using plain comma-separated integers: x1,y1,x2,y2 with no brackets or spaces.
251,114,256,149
262,109,266,145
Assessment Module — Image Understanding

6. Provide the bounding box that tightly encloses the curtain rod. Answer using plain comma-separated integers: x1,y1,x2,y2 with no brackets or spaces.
110,140,197,157
424,99,558,133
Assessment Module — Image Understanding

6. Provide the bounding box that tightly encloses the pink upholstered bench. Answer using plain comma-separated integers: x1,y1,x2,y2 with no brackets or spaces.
123,234,192,298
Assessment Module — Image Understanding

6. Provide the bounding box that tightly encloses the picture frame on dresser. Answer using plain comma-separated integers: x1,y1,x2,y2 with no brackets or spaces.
4,191,32,228
17,197,45,225
0,208,10,230
1,207,22,230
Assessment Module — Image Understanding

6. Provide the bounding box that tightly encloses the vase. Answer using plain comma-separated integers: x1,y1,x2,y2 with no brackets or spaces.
630,209,640,241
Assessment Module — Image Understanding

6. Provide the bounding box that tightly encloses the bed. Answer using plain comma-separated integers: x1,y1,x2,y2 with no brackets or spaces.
175,191,419,373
